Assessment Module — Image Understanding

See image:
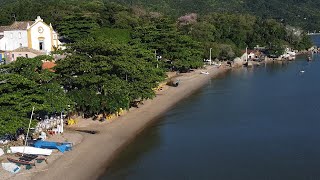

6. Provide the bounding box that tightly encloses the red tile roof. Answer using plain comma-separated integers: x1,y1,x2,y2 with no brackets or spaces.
11,47,45,55
0,21,34,32
42,61,56,71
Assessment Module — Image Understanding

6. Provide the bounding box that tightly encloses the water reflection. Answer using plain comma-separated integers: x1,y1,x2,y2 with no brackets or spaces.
102,125,162,179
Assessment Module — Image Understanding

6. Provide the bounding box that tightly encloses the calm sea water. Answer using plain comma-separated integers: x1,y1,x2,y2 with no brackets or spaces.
100,36,320,180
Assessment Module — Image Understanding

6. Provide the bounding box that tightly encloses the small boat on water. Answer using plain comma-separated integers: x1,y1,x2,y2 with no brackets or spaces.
307,56,312,61
300,70,305,73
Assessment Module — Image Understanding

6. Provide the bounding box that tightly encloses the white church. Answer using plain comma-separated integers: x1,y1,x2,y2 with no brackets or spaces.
0,16,62,62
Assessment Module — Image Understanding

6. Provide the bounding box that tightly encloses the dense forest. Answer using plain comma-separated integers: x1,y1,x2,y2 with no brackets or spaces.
0,0,320,31
111,0,320,31
0,0,314,136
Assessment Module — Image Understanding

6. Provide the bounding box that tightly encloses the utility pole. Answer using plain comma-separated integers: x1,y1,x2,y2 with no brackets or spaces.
155,50,159,68
23,106,35,155
246,46,248,62
209,48,212,65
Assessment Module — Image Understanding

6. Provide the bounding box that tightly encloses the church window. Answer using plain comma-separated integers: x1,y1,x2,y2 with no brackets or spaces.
18,32,21,39
10,33,13,39
19,43,22,47
26,54,28,58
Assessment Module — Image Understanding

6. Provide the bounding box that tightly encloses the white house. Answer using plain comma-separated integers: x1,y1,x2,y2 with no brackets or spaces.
0,16,62,54
241,50,256,61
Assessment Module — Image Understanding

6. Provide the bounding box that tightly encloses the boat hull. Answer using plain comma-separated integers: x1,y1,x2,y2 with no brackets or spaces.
10,146,52,156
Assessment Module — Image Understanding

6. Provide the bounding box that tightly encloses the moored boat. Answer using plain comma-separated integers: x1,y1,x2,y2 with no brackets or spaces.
307,56,312,61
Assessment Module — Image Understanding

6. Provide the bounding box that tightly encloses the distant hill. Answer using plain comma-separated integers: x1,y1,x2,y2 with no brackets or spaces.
111,0,320,31
0,0,319,31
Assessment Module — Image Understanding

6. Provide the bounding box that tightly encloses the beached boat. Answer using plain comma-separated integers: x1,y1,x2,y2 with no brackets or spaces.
200,71,209,75
34,140,73,153
0,148,4,157
10,146,52,156
2,163,21,173
7,157,36,166
14,153,47,164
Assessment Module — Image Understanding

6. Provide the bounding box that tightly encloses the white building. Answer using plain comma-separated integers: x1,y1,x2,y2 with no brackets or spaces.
0,16,62,54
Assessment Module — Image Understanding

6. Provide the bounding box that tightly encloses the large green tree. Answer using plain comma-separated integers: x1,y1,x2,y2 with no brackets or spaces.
131,18,203,71
0,57,72,135
56,38,165,116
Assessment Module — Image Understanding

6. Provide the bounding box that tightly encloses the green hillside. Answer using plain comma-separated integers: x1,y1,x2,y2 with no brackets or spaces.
0,0,319,30
111,0,320,31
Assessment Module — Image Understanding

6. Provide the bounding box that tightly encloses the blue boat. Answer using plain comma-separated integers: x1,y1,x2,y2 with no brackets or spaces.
34,140,72,153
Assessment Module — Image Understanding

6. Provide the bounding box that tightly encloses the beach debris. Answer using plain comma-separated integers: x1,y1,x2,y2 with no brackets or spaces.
10,146,52,156
39,131,47,140
0,139,9,144
2,163,21,174
34,140,73,153
67,118,77,126
0,148,4,156
75,130,99,134
99,117,106,122
173,79,180,87
167,79,180,87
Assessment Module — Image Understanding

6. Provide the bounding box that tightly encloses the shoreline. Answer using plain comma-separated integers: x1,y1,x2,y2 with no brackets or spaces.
17,65,230,180
6,56,307,180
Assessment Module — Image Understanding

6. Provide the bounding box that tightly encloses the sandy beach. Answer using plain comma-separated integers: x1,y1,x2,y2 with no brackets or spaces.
7,65,230,180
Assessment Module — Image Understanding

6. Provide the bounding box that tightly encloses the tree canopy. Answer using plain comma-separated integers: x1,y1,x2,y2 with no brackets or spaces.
0,56,72,135
55,38,165,116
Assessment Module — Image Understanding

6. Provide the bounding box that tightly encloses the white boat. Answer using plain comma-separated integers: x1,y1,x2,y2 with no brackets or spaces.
200,71,209,75
2,163,21,174
0,148,4,156
10,146,52,156
287,51,296,57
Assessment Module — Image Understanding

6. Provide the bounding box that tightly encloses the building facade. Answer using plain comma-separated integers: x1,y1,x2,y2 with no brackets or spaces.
0,16,62,54
7,47,46,62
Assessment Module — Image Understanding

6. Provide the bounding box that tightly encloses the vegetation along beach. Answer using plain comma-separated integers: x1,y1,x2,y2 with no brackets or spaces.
0,0,319,179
